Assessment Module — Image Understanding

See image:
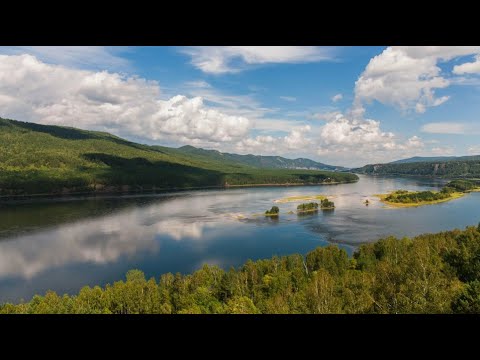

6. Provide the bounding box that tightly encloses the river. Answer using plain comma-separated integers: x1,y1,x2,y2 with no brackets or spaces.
0,174,479,303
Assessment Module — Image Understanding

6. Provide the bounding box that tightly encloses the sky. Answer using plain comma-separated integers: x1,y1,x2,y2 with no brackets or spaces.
0,46,479,167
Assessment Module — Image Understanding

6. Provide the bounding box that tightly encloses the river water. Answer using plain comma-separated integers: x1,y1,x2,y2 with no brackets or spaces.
0,174,479,303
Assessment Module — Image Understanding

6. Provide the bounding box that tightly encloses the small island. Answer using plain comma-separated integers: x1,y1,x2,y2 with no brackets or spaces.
297,202,319,214
265,206,280,217
320,198,335,210
377,180,480,208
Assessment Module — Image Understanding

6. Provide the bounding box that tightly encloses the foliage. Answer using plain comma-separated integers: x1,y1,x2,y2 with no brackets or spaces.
297,202,318,212
3,225,479,314
320,198,335,209
0,117,358,196
265,206,280,215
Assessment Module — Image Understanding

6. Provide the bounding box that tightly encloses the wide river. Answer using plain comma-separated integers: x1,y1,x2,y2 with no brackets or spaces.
1,174,479,303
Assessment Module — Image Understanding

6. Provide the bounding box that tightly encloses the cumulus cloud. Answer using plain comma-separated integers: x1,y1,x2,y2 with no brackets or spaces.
354,46,480,114
331,93,343,102
181,46,334,74
315,112,425,164
0,54,250,144
453,55,480,74
236,125,312,155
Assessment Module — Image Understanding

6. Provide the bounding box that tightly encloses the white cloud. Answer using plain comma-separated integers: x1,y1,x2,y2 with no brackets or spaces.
0,54,250,144
181,46,334,74
430,146,455,155
354,46,480,114
0,46,131,71
421,122,480,135
236,125,312,155
468,145,480,154
280,96,296,102
315,112,425,165
331,93,343,102
453,55,480,74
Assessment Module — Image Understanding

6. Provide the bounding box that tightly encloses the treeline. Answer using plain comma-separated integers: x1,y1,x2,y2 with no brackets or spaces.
356,160,480,177
0,117,357,196
2,224,480,314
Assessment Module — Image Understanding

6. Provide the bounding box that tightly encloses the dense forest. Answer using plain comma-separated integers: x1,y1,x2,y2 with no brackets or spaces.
0,118,357,196
3,224,480,314
355,160,480,178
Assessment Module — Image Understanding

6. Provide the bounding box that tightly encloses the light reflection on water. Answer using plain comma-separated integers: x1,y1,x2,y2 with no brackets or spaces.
0,174,479,302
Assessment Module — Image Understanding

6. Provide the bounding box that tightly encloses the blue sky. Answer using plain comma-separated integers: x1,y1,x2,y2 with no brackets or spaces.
0,46,479,166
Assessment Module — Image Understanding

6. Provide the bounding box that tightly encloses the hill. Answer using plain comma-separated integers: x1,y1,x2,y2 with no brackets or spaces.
391,155,480,164
176,145,344,171
0,118,358,197
355,159,480,178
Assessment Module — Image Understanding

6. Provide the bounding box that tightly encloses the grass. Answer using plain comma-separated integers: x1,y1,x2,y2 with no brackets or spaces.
375,191,466,208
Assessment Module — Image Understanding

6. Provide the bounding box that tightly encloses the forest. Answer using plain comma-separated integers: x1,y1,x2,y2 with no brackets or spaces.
0,117,358,196
356,160,480,177
3,224,480,314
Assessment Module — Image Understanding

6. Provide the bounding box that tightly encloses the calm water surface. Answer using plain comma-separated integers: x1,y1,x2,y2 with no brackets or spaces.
0,174,479,302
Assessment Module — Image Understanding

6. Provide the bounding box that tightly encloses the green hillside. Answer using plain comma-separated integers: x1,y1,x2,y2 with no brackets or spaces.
0,118,358,196
391,155,480,164
355,159,480,178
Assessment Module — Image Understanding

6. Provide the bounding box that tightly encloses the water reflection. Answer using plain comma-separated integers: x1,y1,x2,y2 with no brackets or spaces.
0,174,478,302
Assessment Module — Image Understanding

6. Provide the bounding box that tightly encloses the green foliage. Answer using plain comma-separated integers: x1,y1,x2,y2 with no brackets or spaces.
0,117,358,196
3,225,480,314
297,202,318,212
385,180,478,204
265,206,280,215
320,198,335,209
452,281,480,314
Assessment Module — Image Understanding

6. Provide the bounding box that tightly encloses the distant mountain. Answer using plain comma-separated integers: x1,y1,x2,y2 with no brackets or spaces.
391,155,480,164
355,157,480,178
176,145,345,171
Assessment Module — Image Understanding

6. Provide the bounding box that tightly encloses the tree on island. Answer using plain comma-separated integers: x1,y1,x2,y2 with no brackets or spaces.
297,202,319,212
320,198,335,209
265,206,279,216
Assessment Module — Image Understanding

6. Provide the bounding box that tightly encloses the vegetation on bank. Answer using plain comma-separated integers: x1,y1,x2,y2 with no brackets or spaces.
265,206,280,216
0,118,358,197
320,198,335,209
297,202,319,213
378,180,480,207
2,224,480,314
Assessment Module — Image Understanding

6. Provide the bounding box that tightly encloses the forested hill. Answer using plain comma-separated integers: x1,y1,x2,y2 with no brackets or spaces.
176,145,344,171
391,155,480,164
355,159,480,178
0,118,357,196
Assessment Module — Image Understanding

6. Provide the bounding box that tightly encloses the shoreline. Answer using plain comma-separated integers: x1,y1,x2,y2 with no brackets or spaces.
0,179,358,204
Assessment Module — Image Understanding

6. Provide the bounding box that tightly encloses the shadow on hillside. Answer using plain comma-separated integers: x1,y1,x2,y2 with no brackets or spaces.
84,153,226,189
